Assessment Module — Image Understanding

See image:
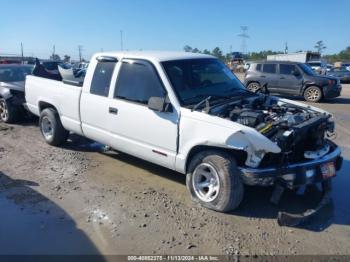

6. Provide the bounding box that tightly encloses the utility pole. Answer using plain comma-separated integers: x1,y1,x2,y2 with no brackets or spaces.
284,41,288,54
120,30,124,51
52,45,56,59
237,26,249,55
20,42,24,64
78,45,83,62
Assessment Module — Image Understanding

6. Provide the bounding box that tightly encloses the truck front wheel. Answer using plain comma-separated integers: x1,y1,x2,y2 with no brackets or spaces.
39,108,69,146
186,150,244,212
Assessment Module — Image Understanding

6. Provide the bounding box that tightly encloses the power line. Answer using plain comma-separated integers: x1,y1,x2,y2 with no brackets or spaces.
78,45,83,62
285,41,288,54
237,26,249,55
120,30,124,51
20,42,24,64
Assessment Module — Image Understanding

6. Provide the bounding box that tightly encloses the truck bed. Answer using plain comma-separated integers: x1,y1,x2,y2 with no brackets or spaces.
25,75,84,135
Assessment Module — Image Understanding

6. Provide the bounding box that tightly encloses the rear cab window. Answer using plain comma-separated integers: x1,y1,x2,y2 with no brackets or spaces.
90,61,117,97
262,64,276,74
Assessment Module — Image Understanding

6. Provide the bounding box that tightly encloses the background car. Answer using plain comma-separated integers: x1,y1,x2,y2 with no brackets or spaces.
307,61,327,75
341,63,350,71
327,67,350,83
0,64,34,122
244,61,341,102
326,64,334,72
40,60,63,74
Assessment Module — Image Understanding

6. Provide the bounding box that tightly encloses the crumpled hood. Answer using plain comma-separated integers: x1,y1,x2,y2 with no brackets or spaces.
181,108,282,154
277,96,331,115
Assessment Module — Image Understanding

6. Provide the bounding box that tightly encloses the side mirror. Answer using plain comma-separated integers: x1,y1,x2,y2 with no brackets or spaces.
148,96,172,112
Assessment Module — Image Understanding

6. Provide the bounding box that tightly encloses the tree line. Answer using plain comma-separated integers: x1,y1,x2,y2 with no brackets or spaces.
184,44,350,63
324,46,350,63
184,45,285,62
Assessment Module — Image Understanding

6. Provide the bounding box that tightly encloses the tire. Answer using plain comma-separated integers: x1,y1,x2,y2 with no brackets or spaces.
39,108,69,146
186,150,244,212
0,98,19,123
247,82,260,93
304,86,322,102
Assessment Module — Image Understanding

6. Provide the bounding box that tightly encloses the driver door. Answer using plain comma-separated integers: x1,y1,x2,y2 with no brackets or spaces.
107,59,179,169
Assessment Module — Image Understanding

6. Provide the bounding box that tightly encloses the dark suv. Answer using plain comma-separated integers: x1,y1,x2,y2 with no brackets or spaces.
244,61,342,102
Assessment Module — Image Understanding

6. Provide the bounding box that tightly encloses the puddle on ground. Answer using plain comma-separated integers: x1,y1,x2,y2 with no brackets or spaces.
0,190,101,255
328,147,350,226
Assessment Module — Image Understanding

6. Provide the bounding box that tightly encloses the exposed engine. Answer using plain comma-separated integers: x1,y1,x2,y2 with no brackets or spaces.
209,95,334,166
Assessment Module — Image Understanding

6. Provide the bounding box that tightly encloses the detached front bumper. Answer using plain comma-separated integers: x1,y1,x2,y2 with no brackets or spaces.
239,142,342,226
239,142,342,188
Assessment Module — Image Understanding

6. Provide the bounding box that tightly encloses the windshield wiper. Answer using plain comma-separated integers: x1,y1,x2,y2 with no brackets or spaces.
186,90,250,112
192,96,212,112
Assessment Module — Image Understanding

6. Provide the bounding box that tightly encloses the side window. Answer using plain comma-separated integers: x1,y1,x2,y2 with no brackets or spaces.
279,64,296,75
90,61,116,97
255,64,262,71
114,60,165,104
262,64,276,74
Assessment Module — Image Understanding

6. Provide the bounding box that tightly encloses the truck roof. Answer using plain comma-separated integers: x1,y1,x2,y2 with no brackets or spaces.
93,51,214,62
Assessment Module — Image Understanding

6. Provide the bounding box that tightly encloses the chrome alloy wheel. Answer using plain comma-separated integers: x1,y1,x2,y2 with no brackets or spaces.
41,116,54,140
306,87,321,102
0,100,9,121
247,83,260,92
192,163,220,202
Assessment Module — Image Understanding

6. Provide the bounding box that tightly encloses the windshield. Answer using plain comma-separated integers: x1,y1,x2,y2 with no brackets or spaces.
0,66,33,82
299,63,315,76
162,58,246,105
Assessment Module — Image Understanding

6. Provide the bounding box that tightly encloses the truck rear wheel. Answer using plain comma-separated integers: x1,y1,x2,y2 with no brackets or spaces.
0,98,19,123
39,108,69,146
186,150,244,212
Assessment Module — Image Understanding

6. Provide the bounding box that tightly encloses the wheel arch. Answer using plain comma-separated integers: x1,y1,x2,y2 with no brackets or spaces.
302,83,323,94
38,101,59,114
0,87,12,100
246,80,260,87
185,145,247,173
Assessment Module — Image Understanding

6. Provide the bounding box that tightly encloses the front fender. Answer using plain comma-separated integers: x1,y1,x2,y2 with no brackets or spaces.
175,110,281,173
0,86,13,100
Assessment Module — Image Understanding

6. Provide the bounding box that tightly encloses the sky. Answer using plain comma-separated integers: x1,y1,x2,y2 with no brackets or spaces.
0,0,349,60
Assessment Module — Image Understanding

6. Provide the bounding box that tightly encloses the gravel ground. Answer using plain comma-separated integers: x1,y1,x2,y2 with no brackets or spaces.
0,83,349,255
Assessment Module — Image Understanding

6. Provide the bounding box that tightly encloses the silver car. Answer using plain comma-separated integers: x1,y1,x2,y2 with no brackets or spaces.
0,64,33,123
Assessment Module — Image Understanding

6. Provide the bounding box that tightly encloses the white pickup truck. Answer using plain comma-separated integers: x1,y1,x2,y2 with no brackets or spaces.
25,51,342,218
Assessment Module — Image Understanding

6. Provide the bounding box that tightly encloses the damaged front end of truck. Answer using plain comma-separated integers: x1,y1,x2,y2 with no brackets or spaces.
205,93,343,226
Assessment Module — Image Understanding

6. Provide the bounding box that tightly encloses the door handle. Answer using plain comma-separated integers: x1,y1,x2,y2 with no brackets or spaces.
109,107,118,115
280,77,285,79
260,75,266,78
